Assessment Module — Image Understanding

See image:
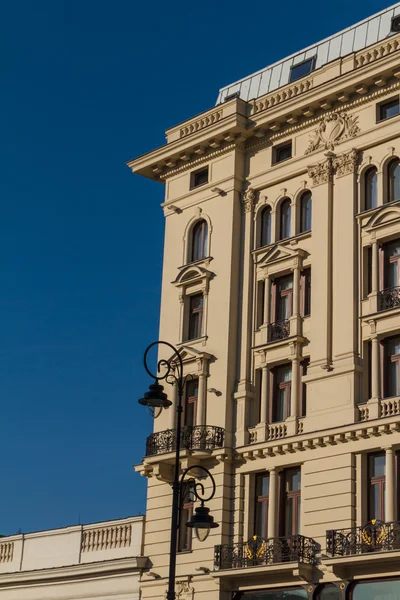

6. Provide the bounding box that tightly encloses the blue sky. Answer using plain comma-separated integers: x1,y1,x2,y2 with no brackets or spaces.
0,0,392,534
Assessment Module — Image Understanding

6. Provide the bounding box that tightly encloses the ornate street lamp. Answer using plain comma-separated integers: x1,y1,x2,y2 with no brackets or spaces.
138,341,219,600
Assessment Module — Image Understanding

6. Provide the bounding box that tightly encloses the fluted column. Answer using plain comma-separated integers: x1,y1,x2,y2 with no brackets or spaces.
268,468,278,538
197,373,206,426
385,447,395,522
260,365,269,423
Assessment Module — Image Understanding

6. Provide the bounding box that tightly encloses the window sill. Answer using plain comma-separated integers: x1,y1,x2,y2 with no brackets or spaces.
178,336,208,348
252,231,312,254
178,256,213,270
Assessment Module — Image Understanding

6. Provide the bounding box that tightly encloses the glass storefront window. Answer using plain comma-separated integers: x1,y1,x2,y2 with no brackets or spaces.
241,590,307,600
352,580,400,599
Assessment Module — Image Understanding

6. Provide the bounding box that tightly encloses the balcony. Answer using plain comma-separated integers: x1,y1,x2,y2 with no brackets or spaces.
214,535,318,571
379,286,400,311
268,319,290,342
145,425,225,456
326,520,400,557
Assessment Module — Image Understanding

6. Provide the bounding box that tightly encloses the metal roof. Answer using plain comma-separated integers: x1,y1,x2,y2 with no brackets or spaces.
216,2,400,104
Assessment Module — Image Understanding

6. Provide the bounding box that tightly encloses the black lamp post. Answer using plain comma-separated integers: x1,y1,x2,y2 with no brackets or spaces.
138,341,218,600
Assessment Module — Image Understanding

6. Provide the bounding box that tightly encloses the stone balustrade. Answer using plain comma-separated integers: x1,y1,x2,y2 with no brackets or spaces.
0,516,144,574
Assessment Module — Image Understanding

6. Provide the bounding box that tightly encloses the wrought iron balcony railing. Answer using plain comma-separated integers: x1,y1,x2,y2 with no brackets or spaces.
145,425,225,456
214,535,318,570
268,319,290,342
379,286,400,311
326,520,400,557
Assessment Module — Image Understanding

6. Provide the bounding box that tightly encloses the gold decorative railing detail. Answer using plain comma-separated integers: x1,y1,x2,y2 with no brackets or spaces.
81,524,132,552
0,542,13,563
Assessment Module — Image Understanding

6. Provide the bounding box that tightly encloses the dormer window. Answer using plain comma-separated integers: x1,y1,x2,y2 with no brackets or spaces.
289,57,315,83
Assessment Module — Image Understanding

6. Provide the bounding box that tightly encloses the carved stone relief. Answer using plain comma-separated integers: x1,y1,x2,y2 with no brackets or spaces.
305,112,360,154
242,188,256,213
333,149,359,177
307,157,334,186
176,580,195,599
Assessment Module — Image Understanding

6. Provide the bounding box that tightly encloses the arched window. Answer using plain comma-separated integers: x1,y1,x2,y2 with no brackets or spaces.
259,206,272,247
191,220,208,262
299,191,312,232
279,198,291,240
388,158,400,203
365,167,378,210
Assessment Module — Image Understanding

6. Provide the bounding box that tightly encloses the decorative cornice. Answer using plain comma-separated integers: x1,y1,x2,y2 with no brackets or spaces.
159,142,245,180
333,149,359,178
268,81,400,144
238,419,400,461
242,188,257,213
159,80,400,179
305,112,359,154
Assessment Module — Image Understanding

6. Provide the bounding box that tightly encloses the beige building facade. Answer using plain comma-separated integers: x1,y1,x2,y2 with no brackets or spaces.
0,516,146,599
130,4,400,599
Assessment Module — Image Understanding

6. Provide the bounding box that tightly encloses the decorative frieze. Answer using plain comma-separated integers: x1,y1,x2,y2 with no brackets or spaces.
305,112,360,154
81,524,132,552
242,188,257,213
333,149,359,177
0,542,13,563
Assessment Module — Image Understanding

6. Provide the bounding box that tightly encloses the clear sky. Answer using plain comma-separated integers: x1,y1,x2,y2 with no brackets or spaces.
0,0,392,535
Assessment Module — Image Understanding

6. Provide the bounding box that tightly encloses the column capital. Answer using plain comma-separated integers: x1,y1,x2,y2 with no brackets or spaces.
242,188,257,213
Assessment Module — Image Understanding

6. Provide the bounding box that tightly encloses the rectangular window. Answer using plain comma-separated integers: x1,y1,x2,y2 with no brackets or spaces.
254,473,270,538
271,364,292,422
273,274,293,322
184,379,198,427
280,467,301,537
188,294,204,340
384,239,400,289
178,483,194,552
289,58,315,83
384,336,400,398
377,96,400,122
273,141,292,165
300,268,311,317
190,166,209,189
367,452,385,521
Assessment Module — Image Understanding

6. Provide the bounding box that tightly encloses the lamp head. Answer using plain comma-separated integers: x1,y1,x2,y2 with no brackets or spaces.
138,382,172,409
186,505,218,542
